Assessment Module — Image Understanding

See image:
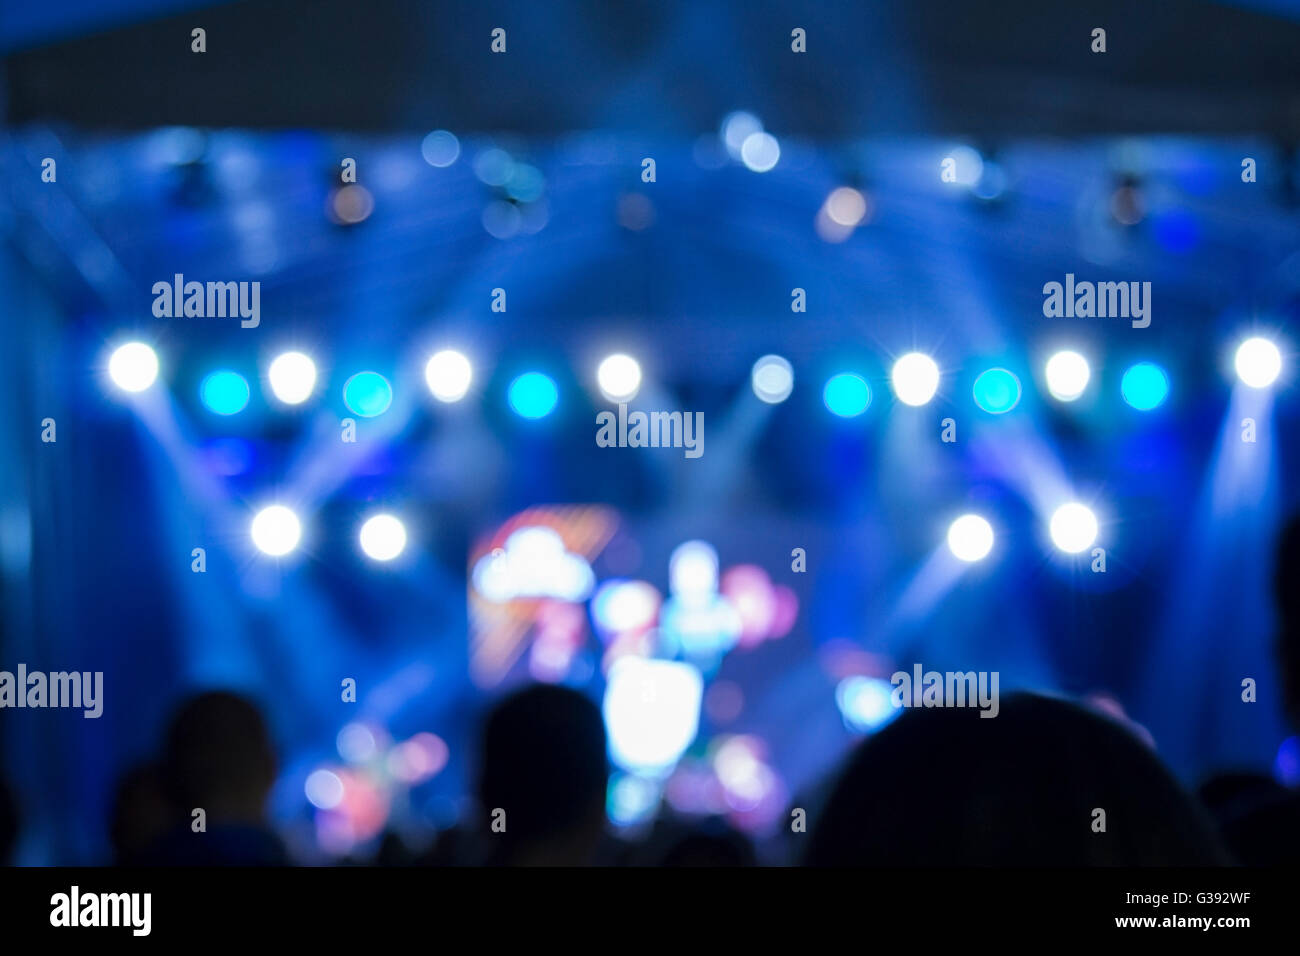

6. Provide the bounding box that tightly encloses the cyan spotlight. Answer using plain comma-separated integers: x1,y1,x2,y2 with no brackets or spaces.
342,371,393,418
823,373,871,418
199,370,250,416
508,372,558,419
972,368,1021,414
1121,362,1169,411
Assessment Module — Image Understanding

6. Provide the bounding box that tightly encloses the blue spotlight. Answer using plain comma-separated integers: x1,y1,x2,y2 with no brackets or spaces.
823,373,871,418
343,371,393,418
508,372,558,419
199,370,250,415
1121,362,1169,411
972,368,1021,414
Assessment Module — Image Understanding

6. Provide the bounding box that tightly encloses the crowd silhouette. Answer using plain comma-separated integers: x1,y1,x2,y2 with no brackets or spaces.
1,514,1299,867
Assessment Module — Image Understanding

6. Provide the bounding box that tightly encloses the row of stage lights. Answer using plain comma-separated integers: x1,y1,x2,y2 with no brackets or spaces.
244,497,1093,563
104,336,1282,564
105,335,1286,419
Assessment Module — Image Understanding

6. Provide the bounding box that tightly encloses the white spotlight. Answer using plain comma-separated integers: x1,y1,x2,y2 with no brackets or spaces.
268,351,317,405
251,505,302,557
947,514,994,563
424,349,473,402
1045,350,1090,402
751,354,794,404
740,132,780,173
1049,502,1098,554
597,353,642,402
824,187,868,227
891,352,940,406
108,342,159,393
1234,337,1282,389
359,514,407,562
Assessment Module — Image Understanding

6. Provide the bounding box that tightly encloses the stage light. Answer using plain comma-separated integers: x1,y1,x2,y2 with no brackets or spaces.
751,354,794,403
305,769,345,810
268,351,317,405
359,514,407,562
199,370,250,416
740,132,780,173
971,368,1021,414
342,371,393,418
603,657,704,772
251,505,302,557
336,723,378,763
836,676,900,733
420,130,460,168
591,580,661,635
108,342,159,393
824,187,869,227
1044,350,1090,402
720,564,778,644
669,540,720,601
1121,362,1169,411
947,514,995,562
474,148,515,187
721,111,762,159
823,373,871,417
508,372,558,419
472,526,595,603
1049,502,1098,554
424,349,473,402
596,353,642,402
607,773,661,827
1234,336,1282,388
328,184,374,225
891,352,940,406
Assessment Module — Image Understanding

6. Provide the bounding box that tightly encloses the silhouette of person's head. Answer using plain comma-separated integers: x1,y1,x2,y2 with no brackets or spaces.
159,691,276,826
477,683,608,866
1274,514,1300,731
805,692,1228,866
656,816,758,867
108,762,170,865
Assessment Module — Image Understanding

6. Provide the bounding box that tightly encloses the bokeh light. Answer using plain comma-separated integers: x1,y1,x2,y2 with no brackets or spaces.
508,372,559,419
890,352,940,406
251,505,302,557
424,349,473,403
751,354,794,403
947,514,995,562
823,373,871,417
108,342,159,393
971,368,1021,414
358,514,407,562
596,353,642,402
1234,336,1282,388
343,371,393,418
1049,502,1098,554
1121,362,1169,411
199,369,250,415
267,351,317,405
1044,350,1090,402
